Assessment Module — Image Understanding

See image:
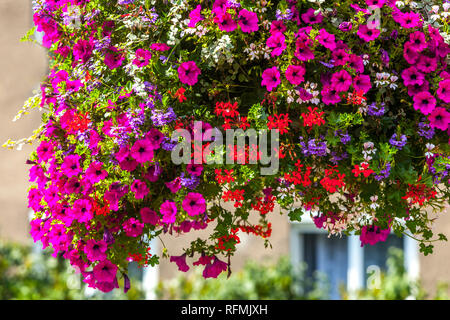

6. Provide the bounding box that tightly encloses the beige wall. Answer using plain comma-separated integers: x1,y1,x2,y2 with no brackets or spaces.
0,0,47,243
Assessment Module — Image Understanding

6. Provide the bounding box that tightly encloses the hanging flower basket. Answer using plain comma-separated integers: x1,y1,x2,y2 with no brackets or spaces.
6,0,450,293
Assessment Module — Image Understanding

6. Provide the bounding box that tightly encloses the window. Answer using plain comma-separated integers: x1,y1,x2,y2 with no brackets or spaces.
290,215,419,299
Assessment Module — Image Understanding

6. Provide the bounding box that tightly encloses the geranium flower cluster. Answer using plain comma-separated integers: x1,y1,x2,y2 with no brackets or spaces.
7,0,450,292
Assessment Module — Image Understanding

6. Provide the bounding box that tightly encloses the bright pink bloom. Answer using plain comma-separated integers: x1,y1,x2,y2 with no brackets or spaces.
85,239,108,262
71,199,93,223
131,179,149,199
150,43,171,51
360,225,390,246
437,79,450,103
145,128,165,150
104,47,124,69
133,48,152,67
160,200,177,224
140,207,160,226
182,192,206,216
93,260,118,282
131,139,154,163
331,70,352,92
294,41,315,61
85,161,108,184
348,54,364,73
331,49,349,66
357,24,380,42
428,107,450,131
366,0,386,7
36,141,54,163
261,66,280,92
402,66,425,87
188,5,204,28
270,21,286,34
398,11,422,29
215,13,237,32
170,254,189,272
408,31,427,52
123,217,144,237
403,42,420,64
353,74,372,93
238,9,259,33
413,91,436,115
203,257,228,279
61,154,82,177
73,38,94,63
321,85,341,105
178,61,201,86
317,28,336,50
301,8,323,24
266,32,286,57
285,65,306,86
417,56,437,73
186,163,203,176
166,177,182,193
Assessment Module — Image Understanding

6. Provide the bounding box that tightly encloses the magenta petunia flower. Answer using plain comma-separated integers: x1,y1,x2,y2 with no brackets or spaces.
203,257,228,279
331,70,352,92
93,260,118,283
403,42,420,65
331,49,349,66
131,179,149,199
348,54,364,73
294,41,315,61
36,140,54,163
140,207,160,226
238,9,259,33
145,128,165,150
178,61,201,86
407,81,429,97
166,177,182,193
104,47,125,69
131,139,154,163
144,163,161,182
161,200,178,224
212,0,229,16
366,0,386,8
188,5,204,28
71,199,93,223
182,192,206,216
413,91,436,115
73,38,94,64
186,163,203,176
408,31,427,52
353,74,372,94
285,65,306,86
270,21,286,34
398,11,422,29
64,176,82,195
61,154,82,177
321,85,341,105
437,79,450,103
85,161,108,184
170,254,190,272
301,8,323,25
85,239,108,262
133,48,152,67
266,32,286,57
215,12,237,32
123,217,144,237
261,67,281,92
150,43,171,51
417,56,437,73
402,66,425,87
428,107,450,131
357,24,380,42
317,28,336,50
360,225,390,246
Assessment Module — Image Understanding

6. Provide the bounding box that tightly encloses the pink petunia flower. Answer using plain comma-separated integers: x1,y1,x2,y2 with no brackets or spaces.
71,199,93,223
85,161,108,184
353,74,372,93
104,47,125,69
93,260,118,283
321,85,341,105
160,200,178,224
123,217,144,237
266,32,286,57
73,38,94,64
131,139,154,163
437,79,450,103
301,8,323,24
285,65,306,86
428,107,450,131
36,140,54,163
145,128,165,150
133,48,152,67
170,254,190,272
140,207,160,226
270,21,286,34
238,9,259,33
188,5,204,28
178,61,201,86
417,56,437,73
317,28,336,50
402,66,425,87
408,31,427,52
294,41,315,61
203,257,228,279
182,192,206,216
150,43,171,51
85,239,108,262
131,179,149,199
398,11,422,29
357,24,380,42
215,12,237,32
360,225,390,246
331,70,352,92
413,91,436,115
186,163,203,176
403,42,420,65
61,154,82,178
261,66,280,92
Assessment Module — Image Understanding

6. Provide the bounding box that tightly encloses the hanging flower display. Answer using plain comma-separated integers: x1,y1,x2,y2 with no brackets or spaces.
5,0,450,293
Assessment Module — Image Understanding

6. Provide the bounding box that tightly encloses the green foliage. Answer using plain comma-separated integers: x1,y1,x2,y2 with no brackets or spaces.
0,241,144,300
